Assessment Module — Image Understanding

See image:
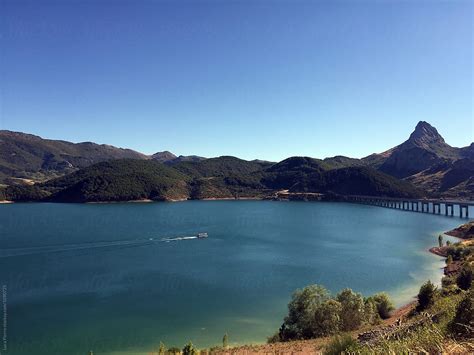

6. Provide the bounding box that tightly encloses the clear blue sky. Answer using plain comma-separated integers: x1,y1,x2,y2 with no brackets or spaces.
1,0,472,161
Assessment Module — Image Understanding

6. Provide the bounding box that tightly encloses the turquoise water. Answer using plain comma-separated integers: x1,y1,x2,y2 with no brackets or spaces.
0,201,468,354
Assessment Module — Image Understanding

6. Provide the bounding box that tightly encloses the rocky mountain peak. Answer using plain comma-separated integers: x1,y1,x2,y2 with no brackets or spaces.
408,121,445,146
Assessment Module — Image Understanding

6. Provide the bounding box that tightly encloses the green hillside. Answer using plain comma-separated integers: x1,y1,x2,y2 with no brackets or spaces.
1,156,423,202
43,159,190,202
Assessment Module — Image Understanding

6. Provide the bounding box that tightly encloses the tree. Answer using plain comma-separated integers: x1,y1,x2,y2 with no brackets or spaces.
182,341,198,355
158,341,166,355
457,265,473,291
447,255,453,265
446,240,452,246
313,299,342,336
417,280,436,311
367,293,395,319
167,347,181,355
449,289,474,338
438,234,443,248
363,298,380,325
336,288,365,331
222,333,229,348
282,284,331,339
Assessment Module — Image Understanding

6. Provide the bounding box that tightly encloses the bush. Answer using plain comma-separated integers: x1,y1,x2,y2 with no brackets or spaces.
278,285,395,341
281,284,331,339
313,299,342,336
158,341,166,355
222,333,228,348
336,288,365,331
182,341,197,355
167,347,181,355
441,276,459,296
417,280,436,311
267,331,281,343
449,289,474,338
456,265,473,291
323,334,358,355
367,292,395,319
363,298,381,325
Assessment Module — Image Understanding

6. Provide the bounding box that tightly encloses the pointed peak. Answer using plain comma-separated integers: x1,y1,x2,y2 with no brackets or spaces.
409,121,444,144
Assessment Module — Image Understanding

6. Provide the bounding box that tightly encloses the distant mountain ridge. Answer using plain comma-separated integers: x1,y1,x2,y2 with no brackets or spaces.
0,121,472,200
0,130,147,183
0,130,205,183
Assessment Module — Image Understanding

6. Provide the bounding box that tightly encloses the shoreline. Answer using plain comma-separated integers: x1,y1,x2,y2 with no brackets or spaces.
216,222,473,353
2,194,473,205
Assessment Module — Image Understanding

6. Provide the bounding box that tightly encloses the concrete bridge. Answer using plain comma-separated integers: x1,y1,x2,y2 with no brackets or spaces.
345,195,473,219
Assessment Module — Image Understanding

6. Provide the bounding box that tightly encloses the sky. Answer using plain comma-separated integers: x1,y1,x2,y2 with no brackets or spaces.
1,0,472,161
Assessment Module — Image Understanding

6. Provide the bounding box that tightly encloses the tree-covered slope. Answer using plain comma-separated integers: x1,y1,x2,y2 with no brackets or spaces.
1,156,423,202
263,157,329,190
318,167,422,198
42,159,190,202
172,156,265,178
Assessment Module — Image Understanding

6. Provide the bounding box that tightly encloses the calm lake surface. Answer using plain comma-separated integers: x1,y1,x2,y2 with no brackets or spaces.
0,201,469,354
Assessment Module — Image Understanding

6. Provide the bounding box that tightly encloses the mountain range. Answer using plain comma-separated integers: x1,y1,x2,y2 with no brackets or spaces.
0,121,472,202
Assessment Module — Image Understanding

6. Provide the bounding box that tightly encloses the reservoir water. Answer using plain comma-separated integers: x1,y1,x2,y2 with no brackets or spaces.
0,201,468,354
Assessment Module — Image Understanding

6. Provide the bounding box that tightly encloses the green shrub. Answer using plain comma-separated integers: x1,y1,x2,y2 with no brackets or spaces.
158,341,166,355
323,334,358,355
449,289,474,338
267,331,281,343
456,265,473,291
280,284,332,339
182,341,197,355
363,298,381,325
222,333,228,348
367,292,395,319
167,347,181,355
417,280,436,311
336,288,365,331
313,299,342,336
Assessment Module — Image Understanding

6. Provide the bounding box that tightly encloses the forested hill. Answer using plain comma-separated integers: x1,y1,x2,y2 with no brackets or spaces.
1,121,472,199
1,156,422,202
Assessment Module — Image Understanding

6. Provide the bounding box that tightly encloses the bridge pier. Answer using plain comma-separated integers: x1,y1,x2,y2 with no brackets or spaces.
422,202,429,213
460,205,469,218
445,204,454,216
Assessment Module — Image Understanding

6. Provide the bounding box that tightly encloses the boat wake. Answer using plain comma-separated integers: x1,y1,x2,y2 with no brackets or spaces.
0,239,155,258
0,233,208,258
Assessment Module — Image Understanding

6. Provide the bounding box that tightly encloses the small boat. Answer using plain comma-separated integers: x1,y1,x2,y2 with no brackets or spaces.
160,233,208,242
